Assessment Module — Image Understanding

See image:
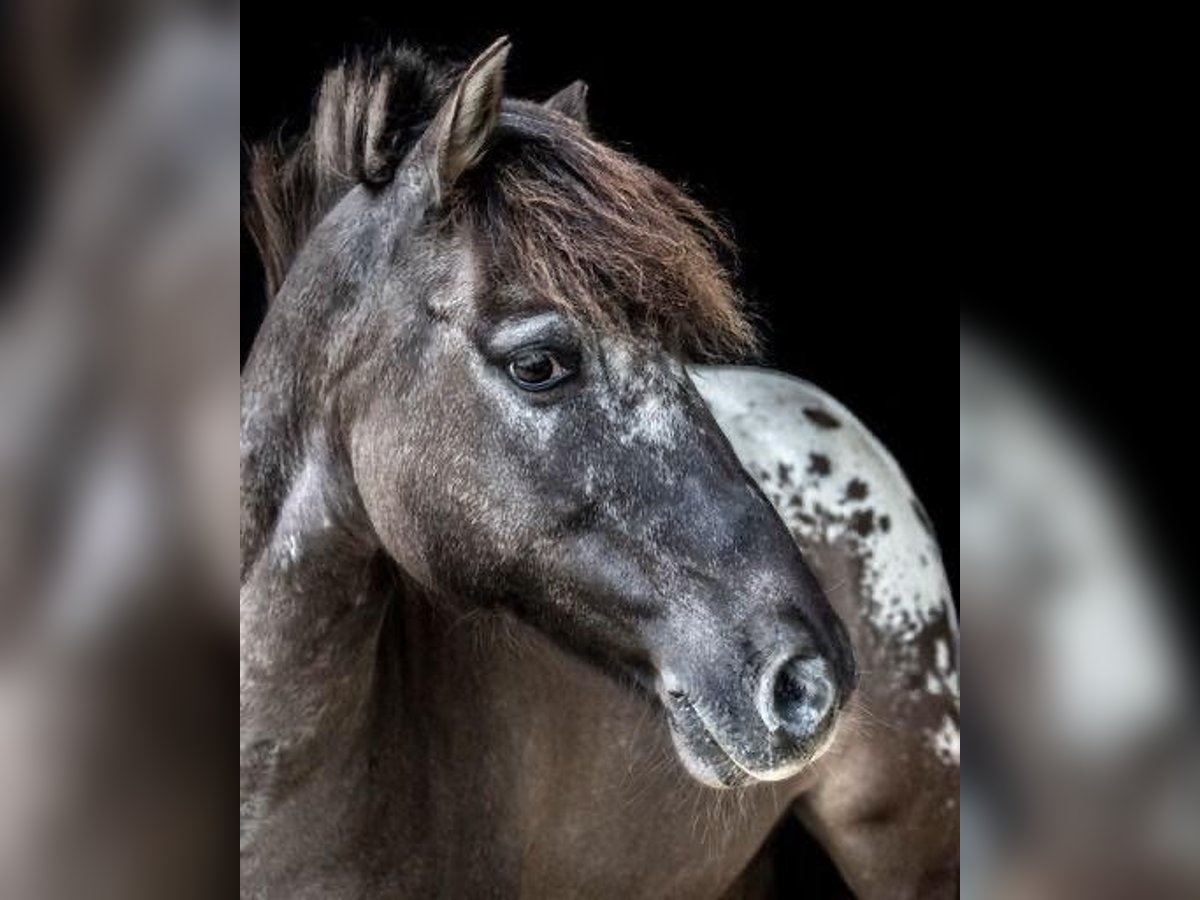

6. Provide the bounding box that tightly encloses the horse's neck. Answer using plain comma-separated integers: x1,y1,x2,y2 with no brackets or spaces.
239,398,389,844
367,606,797,896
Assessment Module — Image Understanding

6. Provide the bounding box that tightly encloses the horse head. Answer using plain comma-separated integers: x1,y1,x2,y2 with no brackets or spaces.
248,38,856,787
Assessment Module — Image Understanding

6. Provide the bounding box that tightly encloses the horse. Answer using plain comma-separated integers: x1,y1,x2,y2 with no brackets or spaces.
241,38,958,898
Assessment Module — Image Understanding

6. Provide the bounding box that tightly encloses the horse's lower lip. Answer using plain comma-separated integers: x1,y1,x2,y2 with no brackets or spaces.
665,698,752,788
663,690,804,789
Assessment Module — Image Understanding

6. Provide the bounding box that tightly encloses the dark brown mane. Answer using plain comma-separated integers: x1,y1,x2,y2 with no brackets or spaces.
454,106,757,360
245,44,458,296
245,45,757,360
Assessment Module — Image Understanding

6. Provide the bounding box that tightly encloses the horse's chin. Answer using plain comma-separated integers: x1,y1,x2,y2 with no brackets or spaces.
663,690,833,790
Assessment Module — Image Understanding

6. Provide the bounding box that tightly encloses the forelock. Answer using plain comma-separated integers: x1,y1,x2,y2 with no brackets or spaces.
451,104,758,361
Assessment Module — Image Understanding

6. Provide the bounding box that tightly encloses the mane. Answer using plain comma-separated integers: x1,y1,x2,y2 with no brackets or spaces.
245,44,459,297
245,45,757,361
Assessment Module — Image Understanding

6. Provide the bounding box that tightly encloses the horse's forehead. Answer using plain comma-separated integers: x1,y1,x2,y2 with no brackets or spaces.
411,250,700,452
599,336,687,389
421,239,481,320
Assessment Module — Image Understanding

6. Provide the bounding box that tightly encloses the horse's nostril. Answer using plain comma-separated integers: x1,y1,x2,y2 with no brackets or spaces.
773,663,808,711
762,654,836,743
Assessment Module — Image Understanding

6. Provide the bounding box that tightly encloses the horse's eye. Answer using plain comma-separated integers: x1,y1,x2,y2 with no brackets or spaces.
508,350,571,391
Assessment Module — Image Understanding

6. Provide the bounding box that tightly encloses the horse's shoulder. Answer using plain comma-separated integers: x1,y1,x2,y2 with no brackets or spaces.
689,364,957,651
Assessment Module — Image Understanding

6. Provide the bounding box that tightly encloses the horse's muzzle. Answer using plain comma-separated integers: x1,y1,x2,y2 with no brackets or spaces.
658,643,848,789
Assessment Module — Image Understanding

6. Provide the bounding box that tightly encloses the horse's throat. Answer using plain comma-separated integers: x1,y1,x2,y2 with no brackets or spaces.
239,448,388,849
381,598,683,801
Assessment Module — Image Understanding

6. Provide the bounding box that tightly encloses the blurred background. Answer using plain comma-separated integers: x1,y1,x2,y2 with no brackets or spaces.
1,1,1196,896
1,1,237,897
958,16,1199,895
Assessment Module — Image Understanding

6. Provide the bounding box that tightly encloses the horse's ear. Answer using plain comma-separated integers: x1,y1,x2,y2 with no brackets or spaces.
423,36,510,201
544,80,589,127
